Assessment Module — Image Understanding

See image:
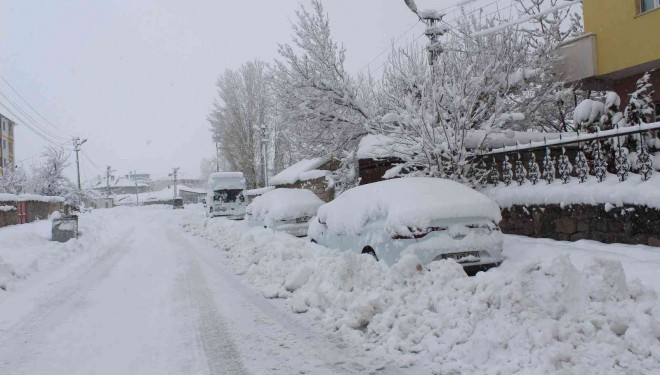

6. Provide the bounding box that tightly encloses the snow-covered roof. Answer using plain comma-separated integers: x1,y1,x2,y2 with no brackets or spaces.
317,177,501,236
270,156,331,186
356,134,412,160
208,172,246,190
246,188,323,224
0,193,65,203
92,177,149,190
246,186,276,196
209,172,244,180
178,185,206,195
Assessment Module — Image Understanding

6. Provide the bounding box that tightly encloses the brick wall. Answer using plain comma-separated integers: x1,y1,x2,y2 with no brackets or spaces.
500,203,660,246
611,70,660,111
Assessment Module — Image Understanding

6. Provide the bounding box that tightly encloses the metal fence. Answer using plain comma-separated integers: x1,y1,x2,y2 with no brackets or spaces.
477,123,660,186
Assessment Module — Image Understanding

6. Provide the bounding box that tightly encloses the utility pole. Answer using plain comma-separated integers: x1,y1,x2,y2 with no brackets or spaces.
130,170,140,206
73,137,87,193
215,140,221,172
105,166,115,198
170,167,180,199
403,1,447,68
260,124,268,187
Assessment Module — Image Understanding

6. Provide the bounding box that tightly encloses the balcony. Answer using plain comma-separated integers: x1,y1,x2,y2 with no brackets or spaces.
557,33,597,83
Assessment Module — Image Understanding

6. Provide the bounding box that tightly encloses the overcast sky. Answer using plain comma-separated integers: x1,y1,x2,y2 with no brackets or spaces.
0,0,466,184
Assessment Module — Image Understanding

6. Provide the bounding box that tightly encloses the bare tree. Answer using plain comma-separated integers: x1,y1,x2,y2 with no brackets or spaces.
208,60,272,188
273,0,378,160
29,147,77,201
0,166,27,194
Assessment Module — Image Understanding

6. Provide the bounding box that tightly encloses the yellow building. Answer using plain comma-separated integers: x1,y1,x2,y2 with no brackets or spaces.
561,0,660,120
0,113,16,176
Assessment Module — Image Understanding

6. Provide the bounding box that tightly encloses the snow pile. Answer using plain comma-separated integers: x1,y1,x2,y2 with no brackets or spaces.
482,172,660,209
187,219,660,373
246,186,275,197
0,194,65,204
269,157,331,186
0,206,140,292
317,177,501,236
574,99,606,125
0,205,16,212
246,188,323,225
356,134,412,160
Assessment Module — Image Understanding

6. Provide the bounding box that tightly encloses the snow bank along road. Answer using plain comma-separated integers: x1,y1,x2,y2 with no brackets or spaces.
1,205,660,374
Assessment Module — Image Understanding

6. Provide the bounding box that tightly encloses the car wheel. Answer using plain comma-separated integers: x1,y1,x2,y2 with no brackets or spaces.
362,246,378,261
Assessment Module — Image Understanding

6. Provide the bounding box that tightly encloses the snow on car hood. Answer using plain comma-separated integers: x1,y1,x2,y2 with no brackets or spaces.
247,188,324,224
317,177,501,235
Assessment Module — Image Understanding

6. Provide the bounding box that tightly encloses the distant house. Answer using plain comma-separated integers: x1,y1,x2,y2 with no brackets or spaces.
151,178,204,191
270,157,339,202
178,185,206,204
93,177,150,195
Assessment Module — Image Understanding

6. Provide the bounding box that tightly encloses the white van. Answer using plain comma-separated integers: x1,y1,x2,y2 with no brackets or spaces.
206,172,247,219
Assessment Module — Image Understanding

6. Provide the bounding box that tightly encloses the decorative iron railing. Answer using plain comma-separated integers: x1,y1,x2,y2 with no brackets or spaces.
476,122,660,187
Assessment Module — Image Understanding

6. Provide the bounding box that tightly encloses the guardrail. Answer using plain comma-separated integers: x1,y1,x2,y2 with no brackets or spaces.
476,122,660,186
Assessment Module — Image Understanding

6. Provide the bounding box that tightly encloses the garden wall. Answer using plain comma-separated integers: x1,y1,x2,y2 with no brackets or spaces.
0,204,18,227
0,196,67,229
500,203,660,247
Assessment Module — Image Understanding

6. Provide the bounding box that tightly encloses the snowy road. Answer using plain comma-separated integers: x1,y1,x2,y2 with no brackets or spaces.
1,206,659,374
0,207,388,375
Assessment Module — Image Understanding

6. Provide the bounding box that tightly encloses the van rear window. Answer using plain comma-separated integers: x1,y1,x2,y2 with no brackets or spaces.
214,189,244,203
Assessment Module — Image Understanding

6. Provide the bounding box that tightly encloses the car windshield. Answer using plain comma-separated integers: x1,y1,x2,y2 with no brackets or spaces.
213,189,244,203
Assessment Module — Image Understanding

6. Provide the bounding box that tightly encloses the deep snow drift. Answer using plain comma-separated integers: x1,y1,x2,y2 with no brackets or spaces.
188,217,660,374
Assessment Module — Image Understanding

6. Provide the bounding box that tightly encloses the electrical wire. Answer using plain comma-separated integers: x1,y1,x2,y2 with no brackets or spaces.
0,73,71,135
0,90,70,143
0,100,68,147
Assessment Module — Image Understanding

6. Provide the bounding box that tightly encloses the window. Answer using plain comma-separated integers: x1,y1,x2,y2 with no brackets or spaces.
641,0,660,13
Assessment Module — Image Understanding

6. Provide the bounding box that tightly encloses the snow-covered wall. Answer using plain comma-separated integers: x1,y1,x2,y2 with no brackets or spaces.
500,203,660,247
0,195,67,228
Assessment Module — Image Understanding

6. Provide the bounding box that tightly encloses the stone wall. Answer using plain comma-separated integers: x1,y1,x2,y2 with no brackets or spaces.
276,177,334,203
500,203,660,246
0,204,18,227
0,200,66,229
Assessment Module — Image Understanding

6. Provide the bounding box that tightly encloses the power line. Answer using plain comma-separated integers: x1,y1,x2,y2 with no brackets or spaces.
0,90,70,142
363,0,513,76
0,100,68,147
81,150,104,173
358,20,422,74
0,73,70,135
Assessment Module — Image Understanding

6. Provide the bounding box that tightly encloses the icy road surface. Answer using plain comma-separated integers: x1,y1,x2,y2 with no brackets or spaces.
0,206,391,375
1,205,659,374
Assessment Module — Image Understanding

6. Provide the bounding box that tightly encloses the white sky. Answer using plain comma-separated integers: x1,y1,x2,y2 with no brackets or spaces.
0,0,479,183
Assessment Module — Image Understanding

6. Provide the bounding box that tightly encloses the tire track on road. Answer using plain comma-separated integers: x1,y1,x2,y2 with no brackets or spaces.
177,232,249,375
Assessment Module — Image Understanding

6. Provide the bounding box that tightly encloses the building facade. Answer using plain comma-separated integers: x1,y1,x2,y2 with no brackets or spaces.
0,113,16,176
560,0,660,120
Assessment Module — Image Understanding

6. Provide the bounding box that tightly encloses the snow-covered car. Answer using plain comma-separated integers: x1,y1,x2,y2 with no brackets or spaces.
308,177,504,273
246,188,324,237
